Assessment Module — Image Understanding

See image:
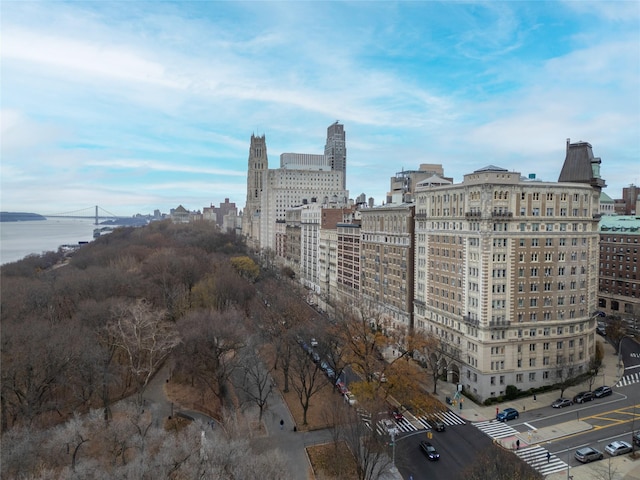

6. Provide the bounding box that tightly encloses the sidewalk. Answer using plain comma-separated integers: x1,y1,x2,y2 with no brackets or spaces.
425,338,640,479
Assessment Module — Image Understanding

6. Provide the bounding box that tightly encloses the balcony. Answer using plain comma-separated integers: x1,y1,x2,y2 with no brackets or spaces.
489,320,511,328
462,315,480,327
491,211,513,217
415,213,428,220
465,211,482,218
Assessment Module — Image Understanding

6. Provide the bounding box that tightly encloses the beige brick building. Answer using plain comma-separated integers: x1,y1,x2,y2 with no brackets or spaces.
414,164,603,401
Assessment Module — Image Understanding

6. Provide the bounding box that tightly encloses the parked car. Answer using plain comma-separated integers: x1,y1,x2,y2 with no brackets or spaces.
496,408,519,422
551,398,573,408
596,323,607,336
325,367,335,379
633,431,640,447
575,446,603,463
419,441,440,461
593,386,612,398
311,352,320,363
573,391,594,404
605,441,632,456
336,381,349,395
310,338,318,347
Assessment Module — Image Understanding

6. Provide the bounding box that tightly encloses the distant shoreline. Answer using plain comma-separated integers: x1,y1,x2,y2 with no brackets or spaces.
0,212,47,222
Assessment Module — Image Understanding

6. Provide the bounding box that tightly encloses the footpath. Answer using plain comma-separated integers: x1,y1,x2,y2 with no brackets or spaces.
424,338,640,480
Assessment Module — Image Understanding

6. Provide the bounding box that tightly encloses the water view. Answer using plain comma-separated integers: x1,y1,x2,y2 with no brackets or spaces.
0,217,97,265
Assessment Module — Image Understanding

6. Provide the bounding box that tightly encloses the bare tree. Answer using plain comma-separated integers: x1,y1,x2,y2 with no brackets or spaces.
556,358,578,398
289,343,329,425
587,341,605,391
107,299,180,407
175,308,247,409
236,338,274,423
418,330,462,395
341,405,395,480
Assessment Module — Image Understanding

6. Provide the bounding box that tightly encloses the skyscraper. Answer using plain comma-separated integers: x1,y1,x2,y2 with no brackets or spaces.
325,121,347,189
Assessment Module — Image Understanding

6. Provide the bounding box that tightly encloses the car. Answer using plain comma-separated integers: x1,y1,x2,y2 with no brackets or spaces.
593,386,612,398
596,323,607,336
432,419,446,432
325,367,335,379
496,408,519,422
344,392,357,406
605,441,632,456
320,360,329,371
633,431,640,447
381,418,399,436
419,441,440,461
573,391,594,404
311,352,320,363
336,381,349,395
310,338,318,347
551,398,573,408
574,446,603,463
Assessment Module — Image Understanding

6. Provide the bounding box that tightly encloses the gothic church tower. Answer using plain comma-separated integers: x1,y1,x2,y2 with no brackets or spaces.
242,134,268,249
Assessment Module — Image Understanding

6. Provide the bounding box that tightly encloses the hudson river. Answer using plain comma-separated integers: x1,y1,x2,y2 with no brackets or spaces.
1,218,97,265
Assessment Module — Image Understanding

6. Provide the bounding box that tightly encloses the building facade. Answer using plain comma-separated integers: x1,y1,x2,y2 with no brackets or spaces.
360,203,415,331
597,216,640,323
413,164,603,401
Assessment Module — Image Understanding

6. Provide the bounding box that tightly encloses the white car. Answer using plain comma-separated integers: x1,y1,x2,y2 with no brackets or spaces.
344,392,357,406
310,338,318,347
604,441,632,456
381,418,399,436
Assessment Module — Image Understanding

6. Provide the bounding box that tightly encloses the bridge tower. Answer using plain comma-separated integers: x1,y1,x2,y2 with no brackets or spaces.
95,205,99,225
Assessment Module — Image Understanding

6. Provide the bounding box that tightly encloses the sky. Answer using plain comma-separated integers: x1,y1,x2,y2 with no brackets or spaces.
1,1,639,218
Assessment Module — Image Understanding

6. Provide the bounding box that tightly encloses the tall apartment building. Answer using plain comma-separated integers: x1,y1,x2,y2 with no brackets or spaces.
597,216,640,321
413,150,605,400
360,203,415,331
325,121,347,189
243,124,349,251
336,222,361,306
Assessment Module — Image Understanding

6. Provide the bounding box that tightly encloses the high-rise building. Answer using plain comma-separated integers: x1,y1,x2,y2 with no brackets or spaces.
325,121,347,189
243,124,349,251
413,156,605,401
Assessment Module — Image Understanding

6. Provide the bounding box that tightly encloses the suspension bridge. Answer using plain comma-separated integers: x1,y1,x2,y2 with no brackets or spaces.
43,206,129,225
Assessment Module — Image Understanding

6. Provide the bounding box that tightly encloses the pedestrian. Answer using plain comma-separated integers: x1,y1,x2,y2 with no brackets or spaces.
516,439,520,450
280,419,284,430
547,452,551,463
496,407,499,416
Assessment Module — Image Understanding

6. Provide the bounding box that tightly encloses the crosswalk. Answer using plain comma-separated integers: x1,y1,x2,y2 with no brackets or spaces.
473,419,519,439
615,371,640,388
515,445,568,476
415,410,467,430
367,409,466,436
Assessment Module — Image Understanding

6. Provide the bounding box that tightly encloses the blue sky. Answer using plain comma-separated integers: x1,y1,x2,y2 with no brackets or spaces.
2,1,639,217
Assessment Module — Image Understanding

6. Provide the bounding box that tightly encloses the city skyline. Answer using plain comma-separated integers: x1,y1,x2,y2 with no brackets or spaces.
2,1,638,217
